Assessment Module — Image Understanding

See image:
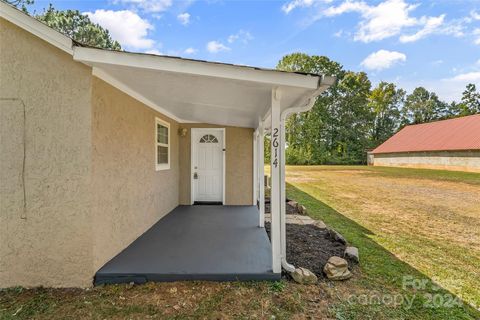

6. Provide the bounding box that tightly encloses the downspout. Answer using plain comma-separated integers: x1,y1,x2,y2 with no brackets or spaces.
279,75,336,272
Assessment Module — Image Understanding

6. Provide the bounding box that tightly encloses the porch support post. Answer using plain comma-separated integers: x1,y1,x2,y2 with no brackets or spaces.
270,88,282,274
258,119,265,228
253,129,258,206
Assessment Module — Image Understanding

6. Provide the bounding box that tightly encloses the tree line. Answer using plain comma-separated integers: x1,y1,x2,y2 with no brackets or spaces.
275,53,479,165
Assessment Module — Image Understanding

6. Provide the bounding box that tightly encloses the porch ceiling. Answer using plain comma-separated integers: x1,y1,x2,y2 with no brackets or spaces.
73,47,323,128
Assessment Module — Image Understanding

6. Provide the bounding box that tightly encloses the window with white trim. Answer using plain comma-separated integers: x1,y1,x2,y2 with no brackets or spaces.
155,118,170,170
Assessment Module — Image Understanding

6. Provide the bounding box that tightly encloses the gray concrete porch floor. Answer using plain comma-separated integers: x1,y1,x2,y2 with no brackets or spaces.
95,205,279,284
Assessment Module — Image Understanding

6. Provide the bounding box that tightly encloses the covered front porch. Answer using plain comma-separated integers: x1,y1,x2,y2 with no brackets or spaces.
95,205,279,284
73,47,335,282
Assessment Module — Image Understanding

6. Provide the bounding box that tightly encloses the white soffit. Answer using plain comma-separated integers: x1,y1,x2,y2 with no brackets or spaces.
74,47,322,127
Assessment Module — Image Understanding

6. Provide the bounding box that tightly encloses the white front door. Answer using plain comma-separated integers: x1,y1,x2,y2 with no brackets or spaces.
192,129,224,203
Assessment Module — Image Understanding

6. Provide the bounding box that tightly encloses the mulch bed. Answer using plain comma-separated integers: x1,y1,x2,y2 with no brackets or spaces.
264,197,305,215
264,197,347,278
265,222,346,279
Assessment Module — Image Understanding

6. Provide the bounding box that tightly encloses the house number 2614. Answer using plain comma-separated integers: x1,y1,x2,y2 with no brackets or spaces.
272,128,279,168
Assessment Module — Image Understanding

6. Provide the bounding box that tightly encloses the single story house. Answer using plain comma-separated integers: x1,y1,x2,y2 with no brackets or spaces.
0,2,334,287
370,114,480,172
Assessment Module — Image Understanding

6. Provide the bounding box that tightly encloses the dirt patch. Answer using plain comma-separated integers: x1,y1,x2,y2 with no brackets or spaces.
265,222,346,278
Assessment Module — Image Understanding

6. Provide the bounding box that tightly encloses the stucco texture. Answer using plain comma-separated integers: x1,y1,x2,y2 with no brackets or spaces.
179,124,254,205
1,17,255,288
373,151,480,173
0,19,93,287
91,77,180,271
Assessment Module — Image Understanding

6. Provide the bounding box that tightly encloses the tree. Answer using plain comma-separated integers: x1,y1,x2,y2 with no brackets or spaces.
277,53,345,164
3,0,33,12
402,87,448,125
368,82,404,145
277,53,373,165
456,84,480,116
35,5,121,50
330,71,372,163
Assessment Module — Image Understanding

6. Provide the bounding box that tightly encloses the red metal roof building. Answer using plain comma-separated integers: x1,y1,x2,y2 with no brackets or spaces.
373,114,480,154
370,114,480,172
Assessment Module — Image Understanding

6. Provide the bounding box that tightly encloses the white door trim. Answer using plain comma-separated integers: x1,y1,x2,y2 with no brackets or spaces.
190,128,226,205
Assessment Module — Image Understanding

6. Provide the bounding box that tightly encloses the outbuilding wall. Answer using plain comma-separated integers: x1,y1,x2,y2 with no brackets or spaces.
0,19,94,287
372,151,480,173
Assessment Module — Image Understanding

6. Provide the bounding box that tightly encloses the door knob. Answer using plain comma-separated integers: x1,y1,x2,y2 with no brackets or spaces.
193,172,198,179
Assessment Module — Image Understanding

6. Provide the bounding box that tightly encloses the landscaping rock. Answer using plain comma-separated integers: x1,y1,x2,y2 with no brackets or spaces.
314,220,327,229
300,205,308,215
344,246,359,264
323,256,352,281
326,229,347,245
297,205,304,214
287,200,298,210
290,267,318,284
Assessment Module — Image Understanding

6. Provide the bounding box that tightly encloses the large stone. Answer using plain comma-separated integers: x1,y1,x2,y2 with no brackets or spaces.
290,267,318,284
300,205,308,215
314,220,327,229
287,200,298,210
323,256,352,281
344,246,359,264
297,205,304,214
327,229,347,245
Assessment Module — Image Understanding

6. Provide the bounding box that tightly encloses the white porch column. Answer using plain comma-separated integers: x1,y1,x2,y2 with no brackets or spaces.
253,130,258,206
258,119,265,228
270,88,282,274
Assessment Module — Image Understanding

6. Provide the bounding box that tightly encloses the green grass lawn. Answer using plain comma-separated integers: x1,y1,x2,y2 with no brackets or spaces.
1,165,479,319
285,165,480,319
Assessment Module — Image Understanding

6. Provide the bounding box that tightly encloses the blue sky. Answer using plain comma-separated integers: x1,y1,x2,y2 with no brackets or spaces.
30,0,480,102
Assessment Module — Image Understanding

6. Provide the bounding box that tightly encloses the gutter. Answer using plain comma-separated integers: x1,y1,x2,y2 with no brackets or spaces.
279,75,336,272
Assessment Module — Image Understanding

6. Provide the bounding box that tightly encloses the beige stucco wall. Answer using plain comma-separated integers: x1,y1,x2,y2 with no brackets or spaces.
179,124,254,205
373,151,480,173
0,17,254,288
0,19,93,287
91,77,180,271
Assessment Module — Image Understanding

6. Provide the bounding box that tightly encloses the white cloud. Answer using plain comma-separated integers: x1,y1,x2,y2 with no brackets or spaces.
474,28,480,45
145,49,163,55
361,49,406,71
85,10,155,50
471,10,480,21
282,0,315,14
324,0,419,42
227,30,253,44
206,41,230,53
323,0,452,43
184,47,197,55
115,0,172,13
399,14,444,43
177,12,191,25
333,30,344,37
448,72,480,82
430,71,480,101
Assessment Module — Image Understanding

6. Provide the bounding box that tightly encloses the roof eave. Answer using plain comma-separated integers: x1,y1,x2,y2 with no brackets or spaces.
73,46,321,90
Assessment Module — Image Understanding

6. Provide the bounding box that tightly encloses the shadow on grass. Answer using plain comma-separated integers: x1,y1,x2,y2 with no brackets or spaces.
286,182,479,320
